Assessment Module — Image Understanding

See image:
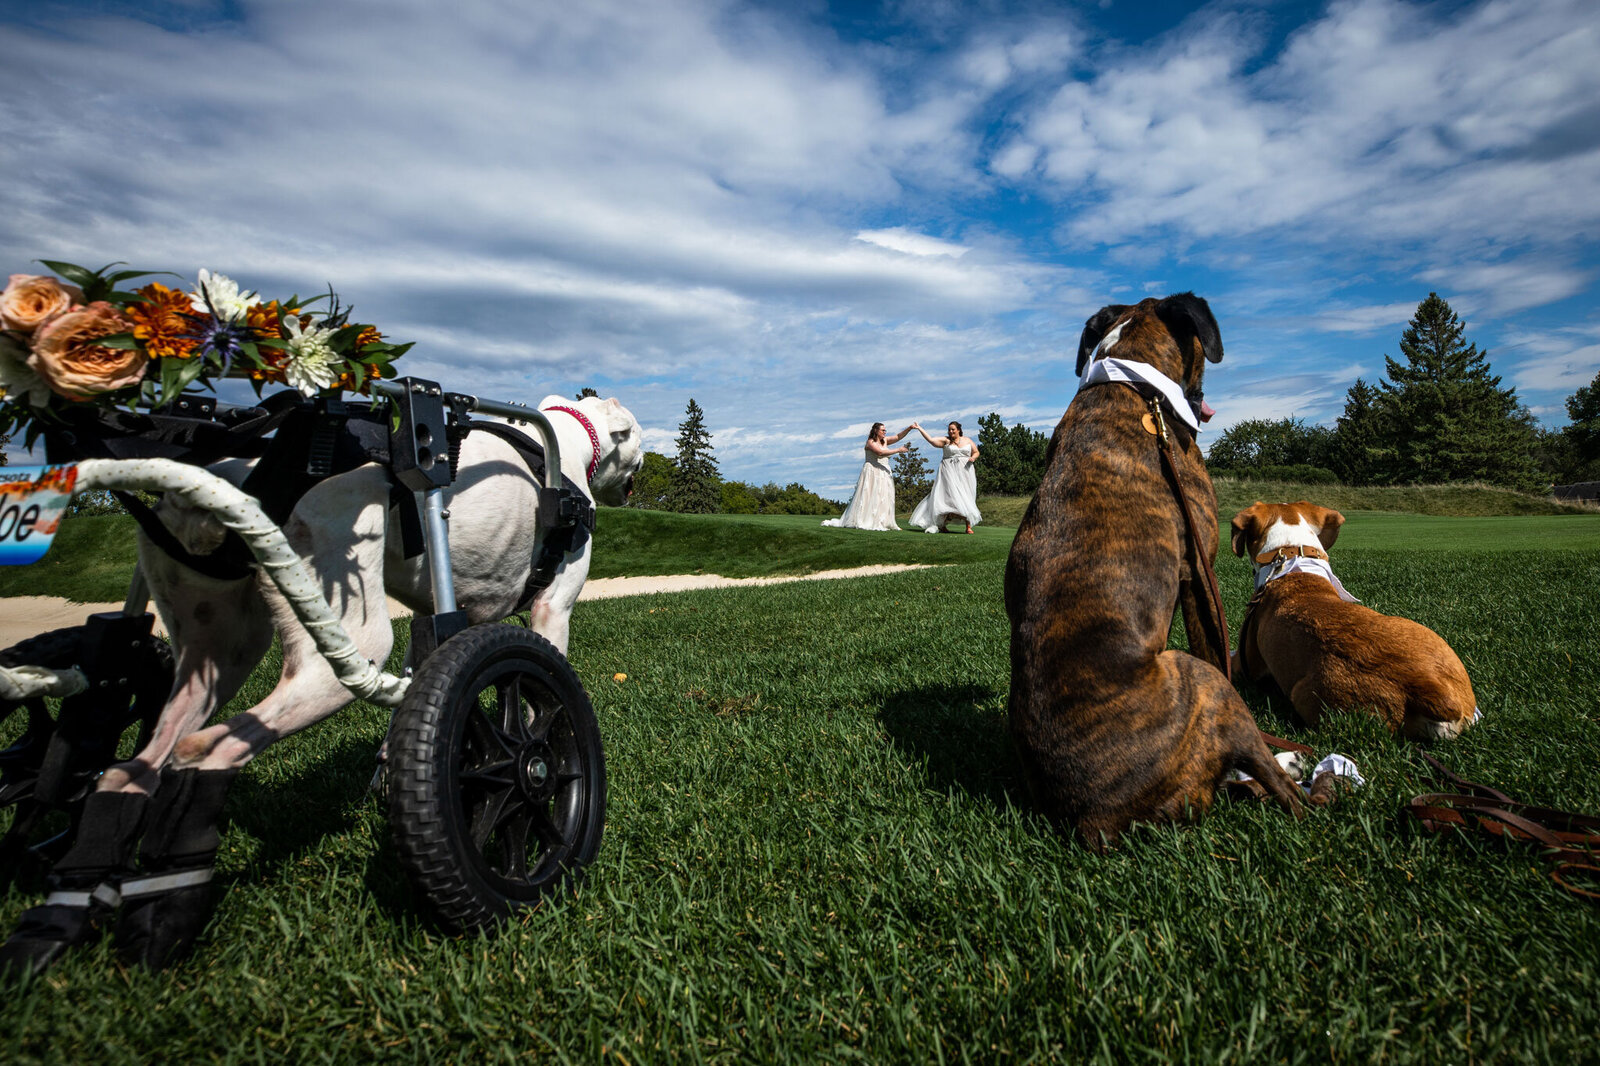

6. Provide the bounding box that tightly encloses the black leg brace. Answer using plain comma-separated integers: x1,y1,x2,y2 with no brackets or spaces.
0,789,148,979
115,766,238,970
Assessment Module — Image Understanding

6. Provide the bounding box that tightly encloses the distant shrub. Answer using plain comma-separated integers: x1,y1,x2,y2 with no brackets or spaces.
1210,464,1339,484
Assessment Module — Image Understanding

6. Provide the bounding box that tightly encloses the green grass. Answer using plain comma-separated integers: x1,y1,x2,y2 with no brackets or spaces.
2,516,1598,1062
1211,478,1595,517
12,486,1598,604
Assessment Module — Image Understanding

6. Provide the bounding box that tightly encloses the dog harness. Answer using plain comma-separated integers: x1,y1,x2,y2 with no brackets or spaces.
544,405,602,481
465,420,596,611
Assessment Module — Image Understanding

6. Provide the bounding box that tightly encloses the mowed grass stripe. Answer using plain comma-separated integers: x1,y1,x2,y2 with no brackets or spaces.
4,503,1598,604
3,543,1598,1062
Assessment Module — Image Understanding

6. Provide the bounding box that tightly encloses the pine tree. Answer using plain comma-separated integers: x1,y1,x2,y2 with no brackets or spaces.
1329,379,1393,485
1373,294,1541,490
665,398,721,513
891,446,931,502
575,387,599,399
1559,369,1600,481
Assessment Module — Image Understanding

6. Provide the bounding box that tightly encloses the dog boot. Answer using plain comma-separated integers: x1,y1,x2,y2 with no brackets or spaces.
114,766,238,970
0,789,148,979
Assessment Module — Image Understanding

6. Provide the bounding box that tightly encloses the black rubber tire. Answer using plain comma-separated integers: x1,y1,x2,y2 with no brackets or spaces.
386,624,606,934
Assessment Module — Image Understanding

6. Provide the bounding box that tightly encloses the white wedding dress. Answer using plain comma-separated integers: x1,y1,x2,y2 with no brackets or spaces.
821,446,899,531
910,441,981,532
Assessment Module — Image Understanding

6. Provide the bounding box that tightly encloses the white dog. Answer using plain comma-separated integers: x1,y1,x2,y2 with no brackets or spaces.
1,393,643,973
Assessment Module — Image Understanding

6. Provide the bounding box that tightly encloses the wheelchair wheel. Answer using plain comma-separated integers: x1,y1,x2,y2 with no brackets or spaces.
386,624,606,934
0,622,172,875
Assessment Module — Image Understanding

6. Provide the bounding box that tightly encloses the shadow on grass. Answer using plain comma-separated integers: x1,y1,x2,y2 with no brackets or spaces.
877,684,1026,811
224,730,410,918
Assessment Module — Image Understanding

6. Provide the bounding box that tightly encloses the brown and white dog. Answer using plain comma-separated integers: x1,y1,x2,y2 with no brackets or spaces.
1005,294,1303,848
1230,501,1477,740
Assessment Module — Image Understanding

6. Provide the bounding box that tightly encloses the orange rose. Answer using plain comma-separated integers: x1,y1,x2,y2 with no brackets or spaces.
28,301,145,400
0,274,83,332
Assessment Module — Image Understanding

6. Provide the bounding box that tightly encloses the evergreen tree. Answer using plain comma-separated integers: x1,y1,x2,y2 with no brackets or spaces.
1375,294,1541,490
974,412,1050,496
665,398,721,513
1558,369,1600,482
1329,379,1392,485
891,446,931,502
574,387,600,400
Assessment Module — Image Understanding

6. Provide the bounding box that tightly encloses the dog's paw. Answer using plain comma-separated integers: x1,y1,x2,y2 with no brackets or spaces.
1275,750,1310,784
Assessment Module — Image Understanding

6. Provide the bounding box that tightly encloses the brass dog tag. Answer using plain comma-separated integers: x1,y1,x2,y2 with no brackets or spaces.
1141,412,1159,436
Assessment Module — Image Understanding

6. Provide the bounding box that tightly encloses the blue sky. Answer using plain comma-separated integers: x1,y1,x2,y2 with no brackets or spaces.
2,0,1597,496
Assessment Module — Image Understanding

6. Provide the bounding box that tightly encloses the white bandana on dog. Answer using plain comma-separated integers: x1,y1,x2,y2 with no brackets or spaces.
1254,553,1360,603
1078,357,1203,433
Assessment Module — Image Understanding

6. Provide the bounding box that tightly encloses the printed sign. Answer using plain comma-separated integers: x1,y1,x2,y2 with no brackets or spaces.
0,465,78,566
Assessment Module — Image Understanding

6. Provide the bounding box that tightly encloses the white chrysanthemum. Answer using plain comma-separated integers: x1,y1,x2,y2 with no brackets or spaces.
190,269,257,323
0,333,52,407
281,316,341,396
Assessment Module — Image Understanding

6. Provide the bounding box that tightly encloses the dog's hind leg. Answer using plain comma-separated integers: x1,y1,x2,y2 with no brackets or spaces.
113,468,394,968
97,554,275,797
527,542,591,657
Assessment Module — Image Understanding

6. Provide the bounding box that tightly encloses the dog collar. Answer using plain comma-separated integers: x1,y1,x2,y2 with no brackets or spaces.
545,405,601,481
1078,357,1203,433
1252,549,1360,603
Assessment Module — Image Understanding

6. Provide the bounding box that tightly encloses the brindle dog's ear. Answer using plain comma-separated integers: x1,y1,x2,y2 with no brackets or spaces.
1076,304,1131,377
1156,292,1224,365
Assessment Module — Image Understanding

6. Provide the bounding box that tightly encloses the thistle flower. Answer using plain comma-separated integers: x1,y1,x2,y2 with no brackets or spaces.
281,314,340,396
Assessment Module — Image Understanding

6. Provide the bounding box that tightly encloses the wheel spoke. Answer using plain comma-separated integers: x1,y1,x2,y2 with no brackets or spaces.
464,702,517,762
526,701,566,745
493,680,524,741
530,801,570,851
468,785,515,850
458,759,516,791
496,807,533,881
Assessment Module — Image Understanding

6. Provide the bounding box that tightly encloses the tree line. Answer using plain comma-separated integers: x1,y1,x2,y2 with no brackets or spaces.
627,397,842,515
899,293,1600,499
1209,293,1597,491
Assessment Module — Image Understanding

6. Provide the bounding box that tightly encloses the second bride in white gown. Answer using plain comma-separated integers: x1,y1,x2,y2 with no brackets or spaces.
821,422,913,531
908,420,982,533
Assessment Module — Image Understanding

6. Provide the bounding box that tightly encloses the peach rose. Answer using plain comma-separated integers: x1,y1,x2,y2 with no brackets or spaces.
0,274,83,333
28,301,146,400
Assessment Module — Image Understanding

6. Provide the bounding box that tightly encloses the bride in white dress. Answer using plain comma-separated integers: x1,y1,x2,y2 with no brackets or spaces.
908,420,982,533
822,422,913,531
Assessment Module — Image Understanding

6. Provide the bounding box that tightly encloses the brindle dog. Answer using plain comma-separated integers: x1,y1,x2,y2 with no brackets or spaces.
1005,293,1304,847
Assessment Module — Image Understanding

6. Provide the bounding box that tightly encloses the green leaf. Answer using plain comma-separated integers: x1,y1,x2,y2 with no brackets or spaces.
37,260,99,288
105,269,180,286
94,332,141,350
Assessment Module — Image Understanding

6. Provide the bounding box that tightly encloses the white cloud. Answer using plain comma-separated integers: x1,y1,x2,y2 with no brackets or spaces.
854,228,970,258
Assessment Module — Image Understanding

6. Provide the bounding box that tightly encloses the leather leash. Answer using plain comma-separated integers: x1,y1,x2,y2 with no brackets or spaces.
1145,396,1315,757
1406,752,1600,902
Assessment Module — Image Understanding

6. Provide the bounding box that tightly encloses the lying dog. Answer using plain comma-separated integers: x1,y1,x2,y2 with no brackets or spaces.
3,393,643,973
1006,294,1303,848
1230,500,1477,740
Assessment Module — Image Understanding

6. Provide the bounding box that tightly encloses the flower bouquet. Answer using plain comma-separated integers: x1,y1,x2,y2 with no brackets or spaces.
0,261,411,447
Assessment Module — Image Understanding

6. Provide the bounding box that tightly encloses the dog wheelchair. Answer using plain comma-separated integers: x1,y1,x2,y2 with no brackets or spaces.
0,377,607,945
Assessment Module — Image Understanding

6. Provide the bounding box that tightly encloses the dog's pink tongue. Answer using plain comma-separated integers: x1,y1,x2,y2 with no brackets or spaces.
1198,400,1216,422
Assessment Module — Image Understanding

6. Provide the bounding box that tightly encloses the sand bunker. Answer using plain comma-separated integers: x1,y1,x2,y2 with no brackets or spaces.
0,564,932,647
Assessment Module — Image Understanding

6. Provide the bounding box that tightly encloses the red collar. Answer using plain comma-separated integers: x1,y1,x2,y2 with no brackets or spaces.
545,405,601,481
